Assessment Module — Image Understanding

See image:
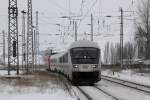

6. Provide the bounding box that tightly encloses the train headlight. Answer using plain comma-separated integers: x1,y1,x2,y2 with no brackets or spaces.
73,65,78,68
92,65,97,68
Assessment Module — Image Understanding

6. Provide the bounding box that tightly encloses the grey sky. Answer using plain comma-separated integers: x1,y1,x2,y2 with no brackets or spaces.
0,0,137,57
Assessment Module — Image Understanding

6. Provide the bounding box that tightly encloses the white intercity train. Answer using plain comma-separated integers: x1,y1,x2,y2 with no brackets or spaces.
45,40,101,85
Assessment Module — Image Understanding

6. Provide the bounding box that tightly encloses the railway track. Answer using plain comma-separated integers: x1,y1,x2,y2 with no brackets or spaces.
75,86,120,100
75,75,150,100
101,75,150,94
93,86,119,100
76,86,93,100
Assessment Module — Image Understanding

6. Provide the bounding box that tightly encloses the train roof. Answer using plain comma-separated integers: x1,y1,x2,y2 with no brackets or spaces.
51,40,100,59
69,40,100,49
50,51,65,59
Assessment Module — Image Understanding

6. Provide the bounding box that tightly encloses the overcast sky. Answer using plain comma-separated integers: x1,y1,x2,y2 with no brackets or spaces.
0,0,138,57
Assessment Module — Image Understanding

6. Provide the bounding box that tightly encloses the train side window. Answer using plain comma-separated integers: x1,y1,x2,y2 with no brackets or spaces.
51,59,54,63
60,57,63,63
63,53,68,63
54,59,56,63
59,58,61,63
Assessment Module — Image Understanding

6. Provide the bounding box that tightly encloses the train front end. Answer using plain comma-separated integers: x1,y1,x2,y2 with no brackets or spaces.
69,41,101,84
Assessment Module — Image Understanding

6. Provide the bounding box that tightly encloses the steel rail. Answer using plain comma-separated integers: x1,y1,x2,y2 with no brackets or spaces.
102,75,150,94
94,86,120,100
76,86,93,100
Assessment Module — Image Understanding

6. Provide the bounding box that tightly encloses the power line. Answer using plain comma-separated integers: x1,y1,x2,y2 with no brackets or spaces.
78,0,85,16
98,0,102,34
46,0,71,13
78,0,98,29
126,0,135,11
80,0,98,20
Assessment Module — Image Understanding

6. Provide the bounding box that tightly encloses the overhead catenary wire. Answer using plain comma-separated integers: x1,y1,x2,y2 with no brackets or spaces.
97,0,102,34
46,0,73,14
78,0,98,27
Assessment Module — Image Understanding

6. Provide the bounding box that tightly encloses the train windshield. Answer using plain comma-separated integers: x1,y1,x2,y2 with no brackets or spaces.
71,47,100,64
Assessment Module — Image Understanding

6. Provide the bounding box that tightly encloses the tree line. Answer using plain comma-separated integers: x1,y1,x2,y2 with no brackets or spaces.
103,42,136,65
103,0,150,65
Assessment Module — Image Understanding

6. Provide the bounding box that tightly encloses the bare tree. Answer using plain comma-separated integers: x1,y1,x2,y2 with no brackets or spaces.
115,43,121,64
104,42,110,64
123,42,136,65
135,0,150,59
110,43,117,64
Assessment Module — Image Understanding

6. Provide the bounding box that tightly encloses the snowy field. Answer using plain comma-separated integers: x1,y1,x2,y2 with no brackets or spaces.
1,64,150,100
0,56,77,100
96,79,150,100
102,69,150,87
0,70,77,100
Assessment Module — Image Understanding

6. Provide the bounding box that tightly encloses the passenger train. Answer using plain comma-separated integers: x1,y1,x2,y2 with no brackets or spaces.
45,40,101,85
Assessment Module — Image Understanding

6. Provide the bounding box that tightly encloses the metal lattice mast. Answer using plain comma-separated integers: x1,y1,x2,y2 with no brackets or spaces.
8,0,19,75
27,0,34,73
2,30,6,66
21,10,27,70
35,11,39,66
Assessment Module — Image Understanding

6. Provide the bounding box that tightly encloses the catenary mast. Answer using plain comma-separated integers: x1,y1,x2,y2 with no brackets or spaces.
8,0,19,75
27,0,34,73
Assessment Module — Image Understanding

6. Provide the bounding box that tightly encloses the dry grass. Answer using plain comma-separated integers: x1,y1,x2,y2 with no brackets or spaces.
136,69,150,73
0,70,73,94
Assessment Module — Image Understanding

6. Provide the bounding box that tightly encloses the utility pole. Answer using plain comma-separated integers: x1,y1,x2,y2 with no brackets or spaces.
33,29,36,71
27,0,33,73
98,20,100,34
21,10,27,70
120,8,123,68
146,0,150,59
72,20,75,39
36,11,39,66
73,20,74,33
2,30,5,66
31,27,35,71
62,26,65,44
75,21,77,41
8,0,19,75
91,14,94,41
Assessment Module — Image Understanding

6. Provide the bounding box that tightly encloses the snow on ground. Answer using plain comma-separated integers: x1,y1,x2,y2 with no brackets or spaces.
0,90,75,100
0,70,17,76
0,71,77,100
96,80,150,100
80,86,114,100
0,55,77,100
72,86,87,100
102,69,150,87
